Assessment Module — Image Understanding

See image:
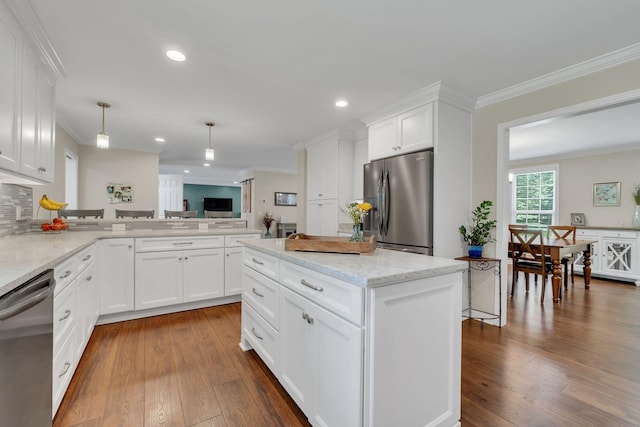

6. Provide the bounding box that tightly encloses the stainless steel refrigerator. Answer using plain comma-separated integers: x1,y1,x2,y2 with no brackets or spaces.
363,149,433,254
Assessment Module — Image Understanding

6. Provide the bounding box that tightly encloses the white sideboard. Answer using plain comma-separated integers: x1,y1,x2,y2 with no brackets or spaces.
574,228,640,286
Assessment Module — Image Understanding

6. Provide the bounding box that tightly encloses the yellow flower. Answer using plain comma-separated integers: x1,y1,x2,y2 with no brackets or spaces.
358,202,372,211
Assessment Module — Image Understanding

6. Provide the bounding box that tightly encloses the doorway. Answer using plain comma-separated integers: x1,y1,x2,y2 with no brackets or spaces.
64,149,78,209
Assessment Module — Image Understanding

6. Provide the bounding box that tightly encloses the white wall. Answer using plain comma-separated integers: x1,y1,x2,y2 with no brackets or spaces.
78,145,159,219
249,169,298,233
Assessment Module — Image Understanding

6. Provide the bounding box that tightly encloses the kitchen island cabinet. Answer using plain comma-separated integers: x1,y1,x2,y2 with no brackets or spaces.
241,238,466,427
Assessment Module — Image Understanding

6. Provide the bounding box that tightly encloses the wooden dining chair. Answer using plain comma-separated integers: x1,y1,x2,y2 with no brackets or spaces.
509,228,553,303
115,209,154,219
164,210,197,218
548,225,577,289
58,209,104,219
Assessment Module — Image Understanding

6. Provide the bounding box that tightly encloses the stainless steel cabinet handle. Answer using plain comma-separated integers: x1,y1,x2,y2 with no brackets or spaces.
58,362,71,378
301,279,323,292
128,245,133,249
59,309,71,321
252,258,264,265
251,327,263,340
86,275,92,282
38,167,47,172
59,270,72,279
301,312,314,324
184,256,189,260
252,288,264,298
82,254,92,261
172,241,194,246
178,257,183,261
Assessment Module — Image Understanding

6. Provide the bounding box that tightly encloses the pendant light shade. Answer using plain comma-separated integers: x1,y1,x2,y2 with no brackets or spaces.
205,122,215,161
97,102,110,149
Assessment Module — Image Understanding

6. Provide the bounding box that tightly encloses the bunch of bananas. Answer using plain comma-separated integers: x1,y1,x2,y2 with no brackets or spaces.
39,194,68,211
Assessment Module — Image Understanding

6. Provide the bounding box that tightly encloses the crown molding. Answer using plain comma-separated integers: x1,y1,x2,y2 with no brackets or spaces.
5,0,67,79
476,42,640,109
297,128,355,149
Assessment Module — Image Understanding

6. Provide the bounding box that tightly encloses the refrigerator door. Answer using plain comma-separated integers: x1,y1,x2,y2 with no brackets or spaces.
383,150,433,249
363,159,384,238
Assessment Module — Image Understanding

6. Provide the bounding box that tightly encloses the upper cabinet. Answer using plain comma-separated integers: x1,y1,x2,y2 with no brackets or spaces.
368,103,434,160
0,0,63,184
305,130,354,203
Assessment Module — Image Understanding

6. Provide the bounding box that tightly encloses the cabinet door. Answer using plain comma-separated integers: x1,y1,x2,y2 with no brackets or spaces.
306,200,323,236
100,238,135,315
36,69,55,182
0,5,20,172
397,103,433,153
307,144,324,199
368,117,397,160
321,140,339,199
311,300,363,427
183,248,224,302
76,263,97,358
225,247,244,296
135,251,183,310
20,45,39,178
600,238,636,276
279,287,314,414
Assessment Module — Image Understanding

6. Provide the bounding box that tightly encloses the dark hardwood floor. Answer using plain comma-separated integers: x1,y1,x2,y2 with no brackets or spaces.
54,276,640,427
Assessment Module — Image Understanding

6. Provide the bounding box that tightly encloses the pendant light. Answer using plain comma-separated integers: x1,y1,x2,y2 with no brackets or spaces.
97,102,110,149
205,122,215,161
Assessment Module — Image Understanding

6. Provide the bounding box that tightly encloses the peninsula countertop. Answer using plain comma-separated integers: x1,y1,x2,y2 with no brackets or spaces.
242,238,467,288
0,227,261,296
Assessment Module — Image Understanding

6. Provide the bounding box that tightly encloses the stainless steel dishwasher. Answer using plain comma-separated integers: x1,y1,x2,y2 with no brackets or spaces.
0,269,55,427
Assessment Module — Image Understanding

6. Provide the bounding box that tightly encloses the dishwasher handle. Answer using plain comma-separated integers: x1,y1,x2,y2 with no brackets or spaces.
0,270,55,321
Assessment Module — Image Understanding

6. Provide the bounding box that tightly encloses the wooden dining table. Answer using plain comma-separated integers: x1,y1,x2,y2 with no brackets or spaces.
512,237,598,302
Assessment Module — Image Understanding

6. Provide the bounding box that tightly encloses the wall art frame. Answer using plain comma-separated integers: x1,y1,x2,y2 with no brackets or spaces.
593,181,621,206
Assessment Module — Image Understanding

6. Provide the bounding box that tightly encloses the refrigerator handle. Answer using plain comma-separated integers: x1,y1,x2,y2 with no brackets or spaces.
384,170,391,235
377,172,384,236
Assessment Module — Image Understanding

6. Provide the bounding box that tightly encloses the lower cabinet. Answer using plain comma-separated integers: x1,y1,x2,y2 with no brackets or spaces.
279,286,363,426
225,247,244,296
99,238,135,314
306,199,339,236
575,228,640,285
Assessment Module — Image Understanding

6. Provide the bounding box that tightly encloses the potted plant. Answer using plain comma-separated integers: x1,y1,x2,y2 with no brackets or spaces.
459,200,497,258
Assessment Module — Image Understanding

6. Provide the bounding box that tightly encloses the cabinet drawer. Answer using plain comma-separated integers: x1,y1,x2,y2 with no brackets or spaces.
280,261,364,326
76,244,95,273
243,266,279,329
576,229,599,239
53,278,76,349
225,233,261,247
242,303,278,375
601,230,638,239
243,247,279,280
53,326,76,416
135,235,224,252
54,257,75,296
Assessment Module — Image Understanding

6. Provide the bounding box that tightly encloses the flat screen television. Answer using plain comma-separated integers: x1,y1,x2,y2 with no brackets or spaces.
203,197,233,212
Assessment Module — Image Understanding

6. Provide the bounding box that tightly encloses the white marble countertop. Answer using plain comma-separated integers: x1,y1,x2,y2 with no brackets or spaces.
0,228,262,296
242,238,467,288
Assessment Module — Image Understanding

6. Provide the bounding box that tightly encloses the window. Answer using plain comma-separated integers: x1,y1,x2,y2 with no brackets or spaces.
511,166,557,228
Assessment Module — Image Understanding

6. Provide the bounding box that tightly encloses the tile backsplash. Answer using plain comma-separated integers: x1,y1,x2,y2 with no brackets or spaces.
0,183,33,237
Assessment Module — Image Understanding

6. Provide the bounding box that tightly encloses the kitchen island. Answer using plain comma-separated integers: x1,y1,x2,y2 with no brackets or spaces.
240,238,466,427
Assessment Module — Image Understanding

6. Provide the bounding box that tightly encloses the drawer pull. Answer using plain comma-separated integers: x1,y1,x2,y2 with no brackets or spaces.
252,288,264,298
302,312,314,324
252,258,264,266
301,279,323,292
85,275,92,282
172,241,194,246
59,270,72,279
58,362,71,378
59,310,71,321
251,327,264,340
82,254,92,262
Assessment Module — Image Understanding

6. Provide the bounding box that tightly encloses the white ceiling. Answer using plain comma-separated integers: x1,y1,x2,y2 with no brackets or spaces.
28,0,640,184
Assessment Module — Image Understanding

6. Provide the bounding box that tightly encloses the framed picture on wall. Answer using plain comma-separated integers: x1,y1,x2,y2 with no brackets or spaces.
274,192,297,206
593,181,621,206
570,213,586,226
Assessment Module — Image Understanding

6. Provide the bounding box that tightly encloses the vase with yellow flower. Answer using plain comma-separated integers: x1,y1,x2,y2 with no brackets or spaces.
341,201,373,242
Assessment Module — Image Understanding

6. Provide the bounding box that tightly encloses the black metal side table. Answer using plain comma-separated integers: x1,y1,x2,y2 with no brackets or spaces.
455,256,502,327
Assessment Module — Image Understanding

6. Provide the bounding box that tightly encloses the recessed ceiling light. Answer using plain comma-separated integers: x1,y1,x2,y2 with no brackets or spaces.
184,170,190,174
155,137,165,143
166,50,186,61
335,99,348,108
233,181,239,184
203,163,210,167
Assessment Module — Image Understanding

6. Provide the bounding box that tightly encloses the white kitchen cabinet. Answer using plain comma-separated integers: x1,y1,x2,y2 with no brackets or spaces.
0,2,57,183
574,228,640,285
75,261,98,359
135,250,184,310
0,2,21,172
224,233,260,296
99,238,135,315
307,139,339,200
183,248,224,302
368,103,434,161
279,286,363,426
306,199,338,236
